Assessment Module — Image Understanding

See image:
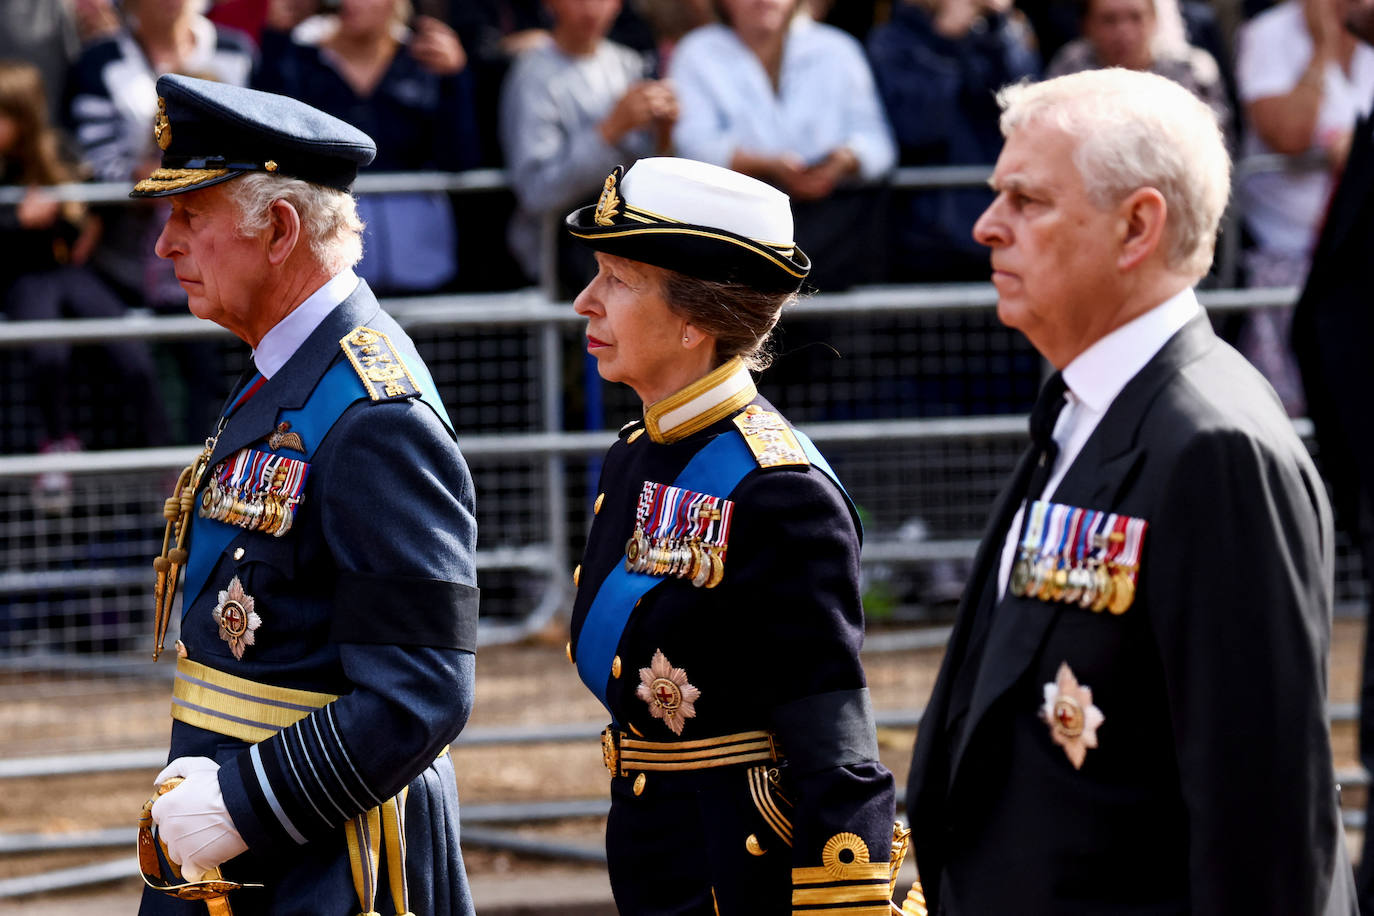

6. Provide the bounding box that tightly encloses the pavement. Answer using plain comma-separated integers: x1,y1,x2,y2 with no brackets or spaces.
0,868,618,915
0,856,926,915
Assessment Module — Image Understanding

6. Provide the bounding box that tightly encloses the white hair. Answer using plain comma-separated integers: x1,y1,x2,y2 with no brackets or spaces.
224,173,365,274
997,68,1231,278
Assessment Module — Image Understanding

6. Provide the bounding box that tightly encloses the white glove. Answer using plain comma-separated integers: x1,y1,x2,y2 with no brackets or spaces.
150,756,249,882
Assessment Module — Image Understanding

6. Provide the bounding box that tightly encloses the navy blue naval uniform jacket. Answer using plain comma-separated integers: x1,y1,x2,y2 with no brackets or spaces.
140,282,479,916
569,358,897,915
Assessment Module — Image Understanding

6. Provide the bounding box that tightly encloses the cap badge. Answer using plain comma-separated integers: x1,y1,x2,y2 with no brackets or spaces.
212,575,261,660
153,97,172,151
637,649,700,735
594,168,622,226
1039,661,1104,769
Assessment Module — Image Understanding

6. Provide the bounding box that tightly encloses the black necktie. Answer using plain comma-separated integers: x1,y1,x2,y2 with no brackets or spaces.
1024,371,1068,503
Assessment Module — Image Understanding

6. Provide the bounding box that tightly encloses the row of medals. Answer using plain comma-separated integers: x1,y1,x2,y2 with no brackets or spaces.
199,473,297,538
1010,553,1137,614
624,529,725,589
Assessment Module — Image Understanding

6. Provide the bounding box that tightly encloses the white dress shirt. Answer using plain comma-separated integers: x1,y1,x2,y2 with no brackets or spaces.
251,269,360,379
995,287,1202,596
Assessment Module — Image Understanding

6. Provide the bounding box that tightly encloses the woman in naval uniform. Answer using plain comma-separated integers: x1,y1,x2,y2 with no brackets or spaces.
563,156,900,916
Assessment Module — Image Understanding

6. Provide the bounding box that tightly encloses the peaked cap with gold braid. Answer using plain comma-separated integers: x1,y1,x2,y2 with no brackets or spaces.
129,74,376,199
565,157,811,293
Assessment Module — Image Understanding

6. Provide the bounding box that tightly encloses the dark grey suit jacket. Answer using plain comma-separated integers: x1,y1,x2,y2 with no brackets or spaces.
908,315,1356,915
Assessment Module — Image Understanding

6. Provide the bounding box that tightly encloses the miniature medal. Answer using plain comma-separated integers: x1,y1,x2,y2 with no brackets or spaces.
636,649,700,736
1039,661,1104,769
625,482,733,587
212,576,261,660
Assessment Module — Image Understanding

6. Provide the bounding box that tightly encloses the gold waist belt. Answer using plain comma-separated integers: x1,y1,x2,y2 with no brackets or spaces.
602,727,781,777
170,657,340,743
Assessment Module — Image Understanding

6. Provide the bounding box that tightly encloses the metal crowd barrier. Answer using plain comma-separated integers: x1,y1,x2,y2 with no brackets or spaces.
0,159,1355,899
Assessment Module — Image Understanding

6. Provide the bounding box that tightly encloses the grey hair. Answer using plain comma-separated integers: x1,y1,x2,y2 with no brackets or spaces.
997,69,1231,278
223,173,365,274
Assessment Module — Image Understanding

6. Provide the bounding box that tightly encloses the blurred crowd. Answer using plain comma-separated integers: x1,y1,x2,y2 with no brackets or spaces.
0,0,1369,498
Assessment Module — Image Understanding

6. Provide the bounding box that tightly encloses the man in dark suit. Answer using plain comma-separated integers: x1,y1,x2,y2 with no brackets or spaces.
1293,2,1374,911
906,67,1356,914
131,75,480,914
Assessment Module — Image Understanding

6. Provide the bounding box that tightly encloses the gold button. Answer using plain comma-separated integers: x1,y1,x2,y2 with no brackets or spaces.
633,773,646,796
565,641,573,663
611,656,622,678
627,428,645,444
233,547,245,561
746,834,766,856
594,493,605,515
572,564,581,586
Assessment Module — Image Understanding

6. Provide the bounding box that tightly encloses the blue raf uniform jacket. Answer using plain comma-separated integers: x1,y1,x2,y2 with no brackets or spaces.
140,281,479,916
569,357,899,916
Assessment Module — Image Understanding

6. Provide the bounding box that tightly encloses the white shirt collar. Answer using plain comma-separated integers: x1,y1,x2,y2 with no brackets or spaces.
252,270,360,379
1061,286,1201,412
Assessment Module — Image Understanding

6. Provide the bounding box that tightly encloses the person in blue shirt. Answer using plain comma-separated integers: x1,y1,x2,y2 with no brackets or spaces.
255,0,481,295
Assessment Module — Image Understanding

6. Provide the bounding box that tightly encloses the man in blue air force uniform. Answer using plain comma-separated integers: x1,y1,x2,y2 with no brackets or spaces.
133,75,479,916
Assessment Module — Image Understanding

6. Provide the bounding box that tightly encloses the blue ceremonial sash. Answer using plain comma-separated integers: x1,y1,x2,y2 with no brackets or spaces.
180,358,453,614
576,428,853,717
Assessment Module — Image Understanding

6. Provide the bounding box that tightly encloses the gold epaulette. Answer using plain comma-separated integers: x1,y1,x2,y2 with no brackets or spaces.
734,404,809,469
340,326,422,402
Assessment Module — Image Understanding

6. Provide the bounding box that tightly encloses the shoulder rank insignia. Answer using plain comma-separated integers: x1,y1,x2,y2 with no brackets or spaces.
625,480,733,587
734,404,808,468
1040,661,1104,769
340,326,422,401
199,447,310,538
1008,500,1147,613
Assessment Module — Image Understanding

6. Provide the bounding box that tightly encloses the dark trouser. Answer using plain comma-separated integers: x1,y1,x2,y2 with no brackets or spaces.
606,766,790,915
7,266,169,446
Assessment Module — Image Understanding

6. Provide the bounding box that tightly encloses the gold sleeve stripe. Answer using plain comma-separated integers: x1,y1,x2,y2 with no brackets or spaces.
171,657,338,743
791,863,892,885
789,904,891,916
792,882,894,905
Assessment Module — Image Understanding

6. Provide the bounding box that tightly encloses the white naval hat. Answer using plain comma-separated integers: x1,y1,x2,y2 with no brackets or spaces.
565,157,811,293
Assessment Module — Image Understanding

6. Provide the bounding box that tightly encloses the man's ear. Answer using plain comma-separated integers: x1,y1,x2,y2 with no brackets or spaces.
1116,187,1168,272
265,198,302,266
